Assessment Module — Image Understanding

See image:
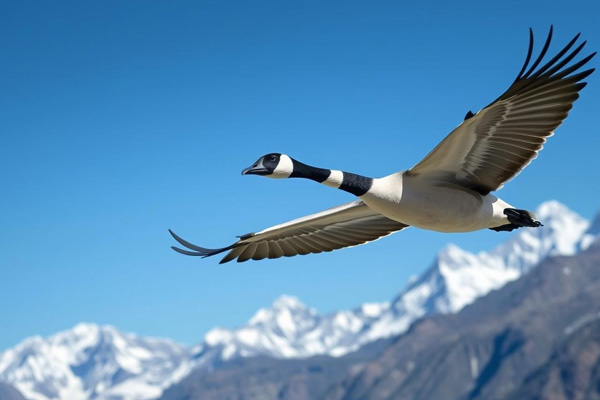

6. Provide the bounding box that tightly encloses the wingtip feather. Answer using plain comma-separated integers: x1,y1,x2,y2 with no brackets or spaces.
171,246,203,256
169,229,236,258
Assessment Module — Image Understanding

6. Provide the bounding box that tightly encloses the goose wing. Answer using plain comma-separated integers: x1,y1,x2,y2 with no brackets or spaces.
170,200,409,264
409,27,595,195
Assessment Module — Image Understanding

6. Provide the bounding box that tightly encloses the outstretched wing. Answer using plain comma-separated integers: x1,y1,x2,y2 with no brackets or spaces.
170,200,409,264
409,27,595,195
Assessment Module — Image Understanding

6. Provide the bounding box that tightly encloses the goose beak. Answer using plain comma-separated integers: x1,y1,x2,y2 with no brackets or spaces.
242,158,269,175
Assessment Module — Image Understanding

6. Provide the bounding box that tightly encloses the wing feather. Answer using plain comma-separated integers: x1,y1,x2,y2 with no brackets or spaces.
409,27,595,194
170,200,409,263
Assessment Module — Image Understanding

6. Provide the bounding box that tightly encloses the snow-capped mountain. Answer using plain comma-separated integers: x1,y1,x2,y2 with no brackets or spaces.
2,201,598,400
193,201,598,360
192,295,390,362
0,324,192,400
365,200,595,342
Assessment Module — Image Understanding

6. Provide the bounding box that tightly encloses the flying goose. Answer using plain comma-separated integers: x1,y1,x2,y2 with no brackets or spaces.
170,27,595,264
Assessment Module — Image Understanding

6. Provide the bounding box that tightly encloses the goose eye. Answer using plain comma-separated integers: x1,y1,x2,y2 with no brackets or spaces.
269,156,277,162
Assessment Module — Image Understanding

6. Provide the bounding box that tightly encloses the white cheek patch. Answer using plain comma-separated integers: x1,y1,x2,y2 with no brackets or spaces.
323,169,343,188
271,154,294,179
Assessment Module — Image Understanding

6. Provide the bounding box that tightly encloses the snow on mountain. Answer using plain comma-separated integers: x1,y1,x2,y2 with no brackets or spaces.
196,201,598,360
198,295,321,359
0,324,192,400
364,200,594,344
579,210,600,251
2,200,598,400
408,201,589,311
191,295,390,362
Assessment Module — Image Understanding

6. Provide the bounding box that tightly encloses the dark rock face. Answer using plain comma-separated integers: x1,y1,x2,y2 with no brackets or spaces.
0,382,27,400
325,244,600,400
159,345,388,400
505,319,600,400
161,244,600,400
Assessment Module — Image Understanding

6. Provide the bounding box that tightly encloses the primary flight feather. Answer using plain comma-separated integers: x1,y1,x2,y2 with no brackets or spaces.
170,27,595,264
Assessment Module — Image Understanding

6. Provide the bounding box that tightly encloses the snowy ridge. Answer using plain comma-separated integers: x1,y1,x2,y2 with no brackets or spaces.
1,201,598,400
403,200,591,314
194,201,598,359
191,295,390,362
362,201,595,347
0,324,192,400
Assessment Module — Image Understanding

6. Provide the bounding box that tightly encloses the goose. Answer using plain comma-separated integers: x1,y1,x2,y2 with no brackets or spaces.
170,27,595,264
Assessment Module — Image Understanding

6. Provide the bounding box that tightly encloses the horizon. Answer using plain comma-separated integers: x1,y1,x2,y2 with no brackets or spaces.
2,0,600,352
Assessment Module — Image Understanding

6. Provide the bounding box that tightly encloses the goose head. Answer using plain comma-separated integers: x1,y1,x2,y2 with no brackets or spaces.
242,153,294,179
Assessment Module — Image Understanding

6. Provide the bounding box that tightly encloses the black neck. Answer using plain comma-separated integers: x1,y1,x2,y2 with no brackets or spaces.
289,160,330,182
289,159,373,197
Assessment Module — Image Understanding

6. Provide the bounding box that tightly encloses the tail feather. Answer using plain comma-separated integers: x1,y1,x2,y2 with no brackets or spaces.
490,208,543,232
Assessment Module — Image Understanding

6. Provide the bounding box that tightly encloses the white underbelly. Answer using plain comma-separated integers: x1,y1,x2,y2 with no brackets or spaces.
362,177,508,232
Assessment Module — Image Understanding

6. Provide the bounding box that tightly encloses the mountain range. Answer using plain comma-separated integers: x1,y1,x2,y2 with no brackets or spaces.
1,200,598,400
0,324,192,400
159,241,600,400
320,241,600,400
191,200,597,361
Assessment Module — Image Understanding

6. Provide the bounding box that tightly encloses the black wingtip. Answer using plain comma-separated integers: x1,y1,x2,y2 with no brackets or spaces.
171,246,203,256
169,229,236,258
169,229,208,252
522,26,553,79
487,27,595,108
532,31,584,79
515,28,535,82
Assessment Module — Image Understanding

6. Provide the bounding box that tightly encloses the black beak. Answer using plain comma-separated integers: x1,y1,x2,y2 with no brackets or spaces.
242,166,269,175
242,158,269,175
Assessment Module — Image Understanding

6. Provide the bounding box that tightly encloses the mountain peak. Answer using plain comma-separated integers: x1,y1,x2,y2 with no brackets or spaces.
271,295,306,310
54,322,123,341
437,243,472,267
534,200,588,230
248,295,315,326
246,295,318,339
0,324,190,400
535,200,572,218
387,201,592,319
72,322,100,333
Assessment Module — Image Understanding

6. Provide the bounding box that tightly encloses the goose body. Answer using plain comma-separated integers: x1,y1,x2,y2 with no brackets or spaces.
170,27,595,263
362,173,512,233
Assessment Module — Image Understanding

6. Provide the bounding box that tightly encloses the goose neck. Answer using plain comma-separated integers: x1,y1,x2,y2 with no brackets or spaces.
290,159,373,197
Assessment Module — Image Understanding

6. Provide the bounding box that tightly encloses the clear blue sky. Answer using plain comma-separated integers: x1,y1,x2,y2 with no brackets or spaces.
2,0,599,351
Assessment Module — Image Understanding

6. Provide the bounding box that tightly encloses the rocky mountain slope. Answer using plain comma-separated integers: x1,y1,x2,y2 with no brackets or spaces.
505,318,600,400
323,243,600,400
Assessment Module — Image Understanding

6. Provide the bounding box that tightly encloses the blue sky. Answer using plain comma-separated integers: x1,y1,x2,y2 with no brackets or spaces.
2,0,599,350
